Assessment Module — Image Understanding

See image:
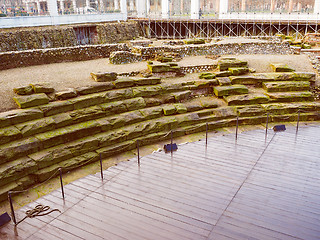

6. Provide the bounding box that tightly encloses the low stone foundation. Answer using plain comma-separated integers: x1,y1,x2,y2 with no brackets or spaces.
0,44,129,70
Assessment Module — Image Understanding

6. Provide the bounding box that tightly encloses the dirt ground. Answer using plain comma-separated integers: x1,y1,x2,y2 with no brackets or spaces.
0,54,316,112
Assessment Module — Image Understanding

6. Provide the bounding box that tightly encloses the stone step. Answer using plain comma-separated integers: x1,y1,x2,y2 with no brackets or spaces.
270,63,294,72
218,59,247,71
224,93,270,106
266,91,314,102
213,85,249,97
261,102,320,115
262,81,310,92
253,72,315,82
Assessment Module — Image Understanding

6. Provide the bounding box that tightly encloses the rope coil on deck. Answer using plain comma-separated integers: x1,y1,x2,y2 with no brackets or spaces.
16,204,61,225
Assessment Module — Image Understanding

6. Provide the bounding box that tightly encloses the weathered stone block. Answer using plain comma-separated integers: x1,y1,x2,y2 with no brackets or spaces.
69,106,105,123
200,98,219,108
132,86,163,97
214,71,232,77
121,111,145,125
0,137,41,163
218,59,247,71
171,91,191,102
228,67,249,76
29,145,73,169
69,92,106,109
294,72,316,81
217,77,231,86
104,88,133,101
133,77,161,86
13,93,49,109
253,72,296,81
174,104,188,114
13,86,33,95
109,51,142,64
263,81,310,92
35,152,99,182
66,136,99,157
183,38,205,44
229,75,261,85
139,106,163,120
148,63,171,73
0,108,43,126
176,113,200,127
95,130,128,147
123,97,146,111
235,105,266,117
52,113,73,128
163,105,176,115
266,91,314,102
0,157,38,186
199,72,215,79
184,101,203,112
99,101,127,115
91,72,117,82
0,126,22,145
261,102,320,115
55,89,78,100
114,78,135,88
15,117,56,137
38,101,74,116
270,63,294,72
143,97,163,107
213,85,248,97
224,93,270,106
76,83,115,95
30,83,54,93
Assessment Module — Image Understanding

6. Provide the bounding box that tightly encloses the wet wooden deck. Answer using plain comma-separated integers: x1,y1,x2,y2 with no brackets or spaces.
1,124,320,240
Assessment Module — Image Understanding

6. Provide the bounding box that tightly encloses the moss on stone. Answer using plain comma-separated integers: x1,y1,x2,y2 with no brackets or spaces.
174,104,188,114
76,83,115,95
263,81,310,92
229,75,261,85
39,101,74,117
235,105,266,117
139,106,163,120
55,89,78,100
123,97,146,111
69,106,105,123
52,113,73,128
100,101,127,115
105,88,134,101
114,78,135,88
213,85,248,97
163,105,177,115
228,67,249,76
15,117,56,137
0,126,22,145
69,93,106,110
199,72,215,79
133,77,161,86
270,63,294,72
218,59,247,71
132,85,163,97
224,93,270,106
266,91,314,102
13,86,34,95
90,72,117,82
13,93,49,109
30,83,54,94
0,137,41,164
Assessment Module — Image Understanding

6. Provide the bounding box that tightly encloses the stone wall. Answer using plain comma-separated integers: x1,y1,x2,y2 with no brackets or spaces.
0,21,141,52
132,42,294,59
0,44,129,70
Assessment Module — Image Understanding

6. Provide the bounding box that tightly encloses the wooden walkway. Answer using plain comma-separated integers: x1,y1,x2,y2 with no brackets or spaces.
1,124,320,240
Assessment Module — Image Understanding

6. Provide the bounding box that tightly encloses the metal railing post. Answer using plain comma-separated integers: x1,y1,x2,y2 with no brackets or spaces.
8,192,16,225
235,116,239,140
296,110,300,132
137,140,140,165
171,131,173,153
59,168,65,199
99,153,103,180
205,122,208,146
265,113,269,136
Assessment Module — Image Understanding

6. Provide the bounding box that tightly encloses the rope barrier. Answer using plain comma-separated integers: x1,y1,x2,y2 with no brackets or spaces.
16,204,61,226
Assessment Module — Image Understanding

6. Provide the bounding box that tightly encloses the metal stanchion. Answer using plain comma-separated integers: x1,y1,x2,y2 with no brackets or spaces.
137,140,140,165
99,153,103,180
235,116,239,140
296,110,300,132
205,122,208,146
8,192,16,225
265,113,269,136
59,168,65,199
171,131,173,153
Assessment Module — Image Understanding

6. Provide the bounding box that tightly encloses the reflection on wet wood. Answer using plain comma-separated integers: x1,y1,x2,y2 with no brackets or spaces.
1,124,320,240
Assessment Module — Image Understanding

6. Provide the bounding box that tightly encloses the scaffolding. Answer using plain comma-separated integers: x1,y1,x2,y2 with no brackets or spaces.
137,17,320,39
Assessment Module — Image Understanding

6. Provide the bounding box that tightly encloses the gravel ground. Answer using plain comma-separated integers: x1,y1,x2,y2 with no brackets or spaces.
0,54,316,113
